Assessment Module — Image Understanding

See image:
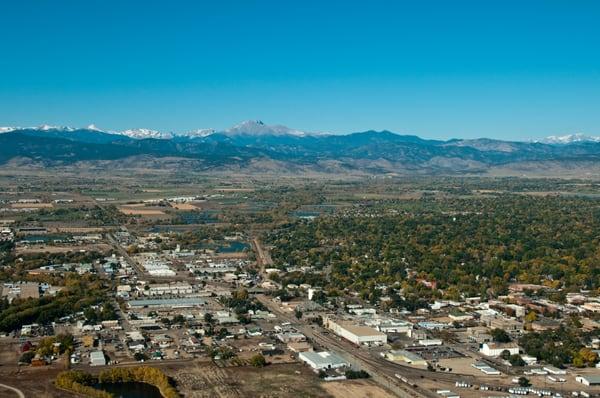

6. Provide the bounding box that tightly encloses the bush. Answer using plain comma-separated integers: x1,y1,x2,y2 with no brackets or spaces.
18,351,35,364
249,354,267,367
345,369,370,379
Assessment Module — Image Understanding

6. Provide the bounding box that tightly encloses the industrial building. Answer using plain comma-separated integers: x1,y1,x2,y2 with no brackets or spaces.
90,350,106,366
324,316,387,346
299,351,348,370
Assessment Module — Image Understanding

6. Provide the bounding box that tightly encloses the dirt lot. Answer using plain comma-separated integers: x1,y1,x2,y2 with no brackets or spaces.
16,243,111,255
170,361,332,397
321,379,396,398
11,203,53,209
170,202,201,210
119,206,166,215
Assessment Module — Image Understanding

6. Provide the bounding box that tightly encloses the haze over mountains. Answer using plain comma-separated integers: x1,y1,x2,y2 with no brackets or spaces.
2,120,600,176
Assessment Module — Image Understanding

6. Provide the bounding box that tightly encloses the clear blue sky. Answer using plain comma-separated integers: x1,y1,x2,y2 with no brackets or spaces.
1,0,599,140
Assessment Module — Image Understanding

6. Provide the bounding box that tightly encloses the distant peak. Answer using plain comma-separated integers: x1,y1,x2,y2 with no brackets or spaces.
120,128,172,139
541,133,600,144
0,126,17,133
86,124,102,131
179,128,216,138
37,124,76,131
224,120,319,137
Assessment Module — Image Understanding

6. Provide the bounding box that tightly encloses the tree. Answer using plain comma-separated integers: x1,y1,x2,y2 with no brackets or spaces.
509,354,525,367
518,377,531,387
500,350,511,360
524,311,537,323
491,328,511,343
294,308,303,320
249,354,267,367
133,352,148,362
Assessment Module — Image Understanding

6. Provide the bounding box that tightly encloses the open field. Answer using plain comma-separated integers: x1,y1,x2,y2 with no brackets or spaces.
11,203,53,209
321,380,396,398
119,207,167,215
170,202,201,210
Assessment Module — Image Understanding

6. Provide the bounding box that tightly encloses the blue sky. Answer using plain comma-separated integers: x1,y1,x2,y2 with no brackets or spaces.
1,0,599,140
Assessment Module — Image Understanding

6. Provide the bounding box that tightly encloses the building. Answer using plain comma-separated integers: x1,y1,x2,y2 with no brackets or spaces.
386,349,427,366
479,342,519,357
576,375,600,386
90,350,106,366
288,341,313,353
127,297,206,309
543,366,567,375
299,351,348,370
141,282,193,296
324,317,387,346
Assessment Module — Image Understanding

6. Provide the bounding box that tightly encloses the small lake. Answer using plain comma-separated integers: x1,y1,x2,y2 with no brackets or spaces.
95,382,163,398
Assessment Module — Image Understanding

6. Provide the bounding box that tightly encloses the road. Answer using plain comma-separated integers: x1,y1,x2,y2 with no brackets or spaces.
252,236,273,276
0,383,25,398
255,294,433,398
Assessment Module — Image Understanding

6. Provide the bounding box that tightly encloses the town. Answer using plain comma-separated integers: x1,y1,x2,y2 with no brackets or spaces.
1,173,600,398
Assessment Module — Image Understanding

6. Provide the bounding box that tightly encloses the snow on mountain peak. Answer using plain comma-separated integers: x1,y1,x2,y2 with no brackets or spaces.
86,124,102,131
542,133,600,144
224,120,311,137
179,128,216,138
120,128,172,139
37,124,76,132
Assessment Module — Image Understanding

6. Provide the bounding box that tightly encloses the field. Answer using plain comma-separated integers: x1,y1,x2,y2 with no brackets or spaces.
170,202,201,210
119,206,167,216
321,380,395,398
11,202,53,208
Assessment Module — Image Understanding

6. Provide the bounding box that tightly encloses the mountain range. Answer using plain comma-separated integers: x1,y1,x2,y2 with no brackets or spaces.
2,120,600,176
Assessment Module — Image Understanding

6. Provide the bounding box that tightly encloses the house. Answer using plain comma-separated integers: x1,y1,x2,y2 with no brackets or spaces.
90,350,106,366
479,342,519,357
299,351,348,370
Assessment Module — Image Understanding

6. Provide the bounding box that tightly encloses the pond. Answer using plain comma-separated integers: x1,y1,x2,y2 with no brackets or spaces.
95,382,163,398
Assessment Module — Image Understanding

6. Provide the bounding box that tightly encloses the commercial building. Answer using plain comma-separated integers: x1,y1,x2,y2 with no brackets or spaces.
324,317,387,346
127,297,206,309
576,375,600,386
479,342,519,357
90,350,106,366
385,349,427,366
299,351,348,370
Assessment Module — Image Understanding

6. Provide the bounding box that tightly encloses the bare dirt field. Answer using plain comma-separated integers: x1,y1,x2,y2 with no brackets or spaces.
119,207,166,215
16,243,111,255
11,203,53,209
170,361,331,397
170,202,200,210
321,379,396,398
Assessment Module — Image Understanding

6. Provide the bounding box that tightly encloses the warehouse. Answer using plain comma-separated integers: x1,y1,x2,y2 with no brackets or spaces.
299,351,348,370
127,297,207,309
324,317,387,346
90,350,106,366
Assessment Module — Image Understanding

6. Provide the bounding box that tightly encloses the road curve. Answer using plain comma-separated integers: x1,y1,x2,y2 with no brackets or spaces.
0,383,25,398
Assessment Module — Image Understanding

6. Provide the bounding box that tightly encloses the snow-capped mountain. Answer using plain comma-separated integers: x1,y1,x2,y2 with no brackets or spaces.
119,128,173,140
223,120,314,137
542,133,600,144
37,124,77,132
180,128,216,138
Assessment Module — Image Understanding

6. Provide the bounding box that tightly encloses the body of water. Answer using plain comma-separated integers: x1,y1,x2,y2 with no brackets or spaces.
95,382,163,398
